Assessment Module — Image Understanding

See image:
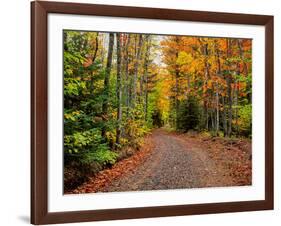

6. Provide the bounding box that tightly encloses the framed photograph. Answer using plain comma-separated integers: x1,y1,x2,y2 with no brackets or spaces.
31,1,274,224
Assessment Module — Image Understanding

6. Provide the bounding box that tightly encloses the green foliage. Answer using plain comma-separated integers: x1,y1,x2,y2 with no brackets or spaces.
64,128,118,164
238,104,252,137
64,78,86,96
65,129,102,152
64,51,85,65
89,148,118,165
64,31,120,182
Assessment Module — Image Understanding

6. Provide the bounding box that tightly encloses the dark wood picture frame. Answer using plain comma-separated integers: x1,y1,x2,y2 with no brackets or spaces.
31,1,274,224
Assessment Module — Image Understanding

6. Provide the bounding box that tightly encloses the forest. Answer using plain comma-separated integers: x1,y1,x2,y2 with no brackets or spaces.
63,30,252,192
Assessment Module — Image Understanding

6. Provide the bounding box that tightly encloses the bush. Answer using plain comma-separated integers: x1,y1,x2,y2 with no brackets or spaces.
122,104,150,148
238,104,252,137
64,128,119,191
88,148,118,165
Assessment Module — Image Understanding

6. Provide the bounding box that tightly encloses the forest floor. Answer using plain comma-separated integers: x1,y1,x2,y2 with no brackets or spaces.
70,128,252,194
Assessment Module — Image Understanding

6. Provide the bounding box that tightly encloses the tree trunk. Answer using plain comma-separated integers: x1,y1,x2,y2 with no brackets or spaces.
203,43,210,131
175,68,180,129
205,106,209,131
100,34,106,66
234,39,242,134
211,107,215,132
102,33,114,137
234,71,239,135
216,89,219,135
215,43,221,136
222,96,227,137
115,33,122,148
90,33,99,95
124,34,131,116
143,35,151,121
132,35,143,107
63,31,68,51
226,75,233,137
141,35,150,99
226,39,233,137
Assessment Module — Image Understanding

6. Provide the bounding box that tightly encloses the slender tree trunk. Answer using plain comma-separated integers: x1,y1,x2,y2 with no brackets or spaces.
205,106,209,130
234,73,239,135
222,96,227,137
63,31,68,51
215,43,221,136
173,37,181,129
227,75,233,137
216,88,219,135
132,35,143,107
226,39,233,137
234,40,242,134
92,33,99,63
143,35,151,121
124,34,131,116
175,68,180,129
211,107,215,132
115,33,122,148
145,85,149,121
100,34,106,66
203,43,210,131
102,33,114,137
90,33,99,95
141,35,150,99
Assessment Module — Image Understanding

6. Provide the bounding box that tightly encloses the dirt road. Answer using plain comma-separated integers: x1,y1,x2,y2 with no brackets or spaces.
71,129,251,194
97,129,234,192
